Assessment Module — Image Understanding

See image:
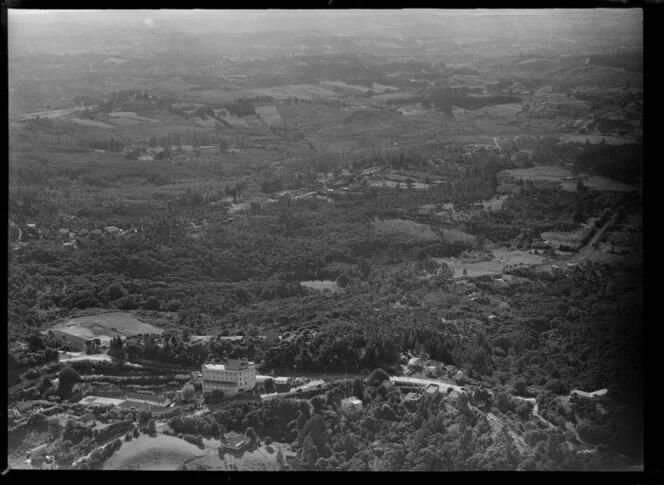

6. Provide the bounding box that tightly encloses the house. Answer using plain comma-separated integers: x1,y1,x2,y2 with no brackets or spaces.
425,384,440,398
341,397,363,415
407,357,424,370
220,431,251,452
202,358,257,398
424,359,440,376
403,392,423,410
452,370,464,382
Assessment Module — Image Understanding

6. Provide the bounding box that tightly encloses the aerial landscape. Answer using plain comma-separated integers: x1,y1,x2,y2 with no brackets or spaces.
7,9,643,472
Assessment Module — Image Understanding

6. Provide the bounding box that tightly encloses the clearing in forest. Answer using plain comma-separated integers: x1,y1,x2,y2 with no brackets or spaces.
48,311,163,344
104,434,205,470
372,218,439,242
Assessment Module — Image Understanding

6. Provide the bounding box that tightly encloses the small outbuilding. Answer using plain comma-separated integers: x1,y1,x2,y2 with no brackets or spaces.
425,384,440,398
341,397,363,415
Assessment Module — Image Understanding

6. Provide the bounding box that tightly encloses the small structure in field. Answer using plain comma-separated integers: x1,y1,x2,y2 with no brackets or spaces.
425,384,440,398
220,431,251,453
341,397,363,415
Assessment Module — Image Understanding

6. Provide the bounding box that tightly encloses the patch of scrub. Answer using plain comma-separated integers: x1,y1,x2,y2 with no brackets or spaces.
301,280,339,292
373,218,439,241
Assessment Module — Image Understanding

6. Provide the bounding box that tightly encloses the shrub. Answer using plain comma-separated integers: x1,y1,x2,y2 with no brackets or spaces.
143,296,161,311
525,429,547,446
546,379,568,395
125,432,133,442
106,283,129,301
165,299,182,312
367,368,390,386
116,296,138,310
183,434,203,448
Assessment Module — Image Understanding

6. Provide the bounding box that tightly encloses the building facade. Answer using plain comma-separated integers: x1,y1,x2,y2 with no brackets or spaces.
202,358,256,398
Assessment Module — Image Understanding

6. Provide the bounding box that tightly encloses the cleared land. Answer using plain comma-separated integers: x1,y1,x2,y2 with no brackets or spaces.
372,218,439,242
104,434,205,470
48,311,163,344
255,105,284,128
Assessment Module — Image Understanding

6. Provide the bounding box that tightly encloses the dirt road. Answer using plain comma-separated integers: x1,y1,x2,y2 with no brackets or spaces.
567,210,619,263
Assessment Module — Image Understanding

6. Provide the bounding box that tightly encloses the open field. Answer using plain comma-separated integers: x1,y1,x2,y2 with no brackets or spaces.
373,218,439,242
48,311,163,344
439,247,550,278
105,434,205,470
108,111,160,125
255,105,283,128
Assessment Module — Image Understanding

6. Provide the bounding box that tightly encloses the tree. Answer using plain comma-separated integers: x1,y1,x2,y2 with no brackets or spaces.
276,447,285,468
165,299,182,312
147,419,156,435
367,368,390,387
300,434,319,470
336,272,352,289
546,379,567,395
182,384,196,403
352,378,365,400
108,336,125,359
264,378,276,394
38,376,52,395
106,283,128,301
58,366,81,399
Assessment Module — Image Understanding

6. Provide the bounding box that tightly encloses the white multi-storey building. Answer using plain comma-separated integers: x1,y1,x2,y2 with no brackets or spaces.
202,358,256,398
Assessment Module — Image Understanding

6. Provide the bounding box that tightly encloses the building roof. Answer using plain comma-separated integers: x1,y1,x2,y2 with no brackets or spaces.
341,397,362,406
404,392,422,401
425,384,440,393
203,360,256,371
203,379,239,385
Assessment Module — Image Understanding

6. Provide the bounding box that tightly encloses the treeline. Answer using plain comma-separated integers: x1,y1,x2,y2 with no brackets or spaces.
573,143,642,185
427,87,521,112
